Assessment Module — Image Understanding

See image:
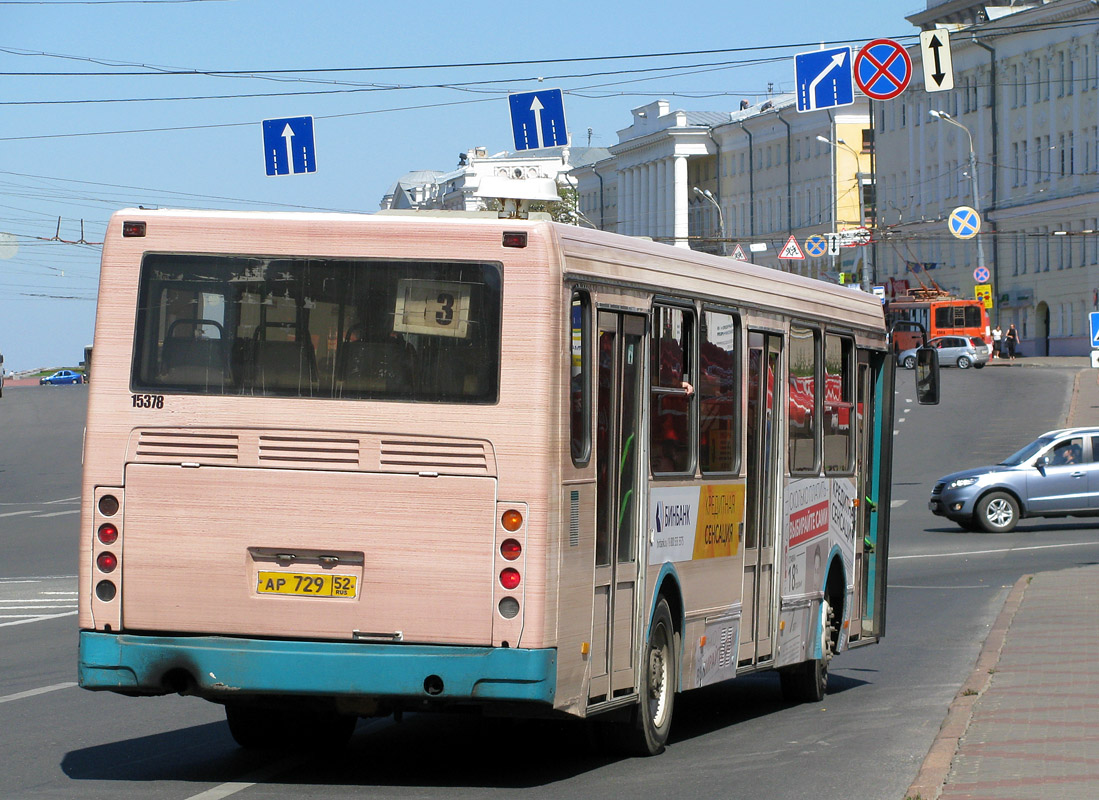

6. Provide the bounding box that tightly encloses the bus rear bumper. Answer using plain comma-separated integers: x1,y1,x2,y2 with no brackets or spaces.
78,631,557,706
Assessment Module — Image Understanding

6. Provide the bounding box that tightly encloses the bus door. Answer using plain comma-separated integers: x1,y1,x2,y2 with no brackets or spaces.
589,311,646,704
740,331,783,667
851,351,889,643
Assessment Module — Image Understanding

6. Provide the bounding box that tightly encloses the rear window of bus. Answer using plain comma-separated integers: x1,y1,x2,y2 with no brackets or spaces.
131,253,502,403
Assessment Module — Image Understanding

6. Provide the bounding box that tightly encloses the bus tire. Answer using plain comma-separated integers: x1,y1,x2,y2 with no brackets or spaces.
621,597,677,756
779,599,836,704
225,704,357,751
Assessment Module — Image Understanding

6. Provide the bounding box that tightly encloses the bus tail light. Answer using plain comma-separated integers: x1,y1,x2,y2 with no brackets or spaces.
493,501,528,646
90,488,124,632
98,523,118,545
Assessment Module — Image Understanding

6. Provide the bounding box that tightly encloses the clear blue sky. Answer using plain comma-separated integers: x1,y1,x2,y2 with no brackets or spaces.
1,0,920,372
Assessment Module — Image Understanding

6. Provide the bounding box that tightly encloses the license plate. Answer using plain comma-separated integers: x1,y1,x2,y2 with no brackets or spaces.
256,571,357,598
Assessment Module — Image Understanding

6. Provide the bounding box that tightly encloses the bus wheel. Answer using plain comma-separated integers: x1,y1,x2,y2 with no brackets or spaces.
225,704,357,751
620,597,676,756
780,599,836,704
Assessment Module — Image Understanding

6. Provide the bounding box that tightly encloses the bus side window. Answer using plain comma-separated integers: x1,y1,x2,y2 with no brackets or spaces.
570,290,591,467
699,308,739,475
789,323,821,475
823,334,854,474
651,304,695,475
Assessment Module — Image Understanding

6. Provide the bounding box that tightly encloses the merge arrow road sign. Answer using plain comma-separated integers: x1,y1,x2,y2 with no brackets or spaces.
854,39,912,101
920,29,954,92
262,116,317,177
794,47,854,113
509,89,568,151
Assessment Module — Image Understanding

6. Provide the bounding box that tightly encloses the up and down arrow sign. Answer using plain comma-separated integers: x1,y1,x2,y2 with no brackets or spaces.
920,30,954,92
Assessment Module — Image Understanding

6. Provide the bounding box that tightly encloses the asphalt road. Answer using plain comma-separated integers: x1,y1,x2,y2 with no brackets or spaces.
2,367,1098,799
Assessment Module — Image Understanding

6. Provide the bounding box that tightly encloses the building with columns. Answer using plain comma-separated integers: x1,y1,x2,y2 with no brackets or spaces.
571,97,872,281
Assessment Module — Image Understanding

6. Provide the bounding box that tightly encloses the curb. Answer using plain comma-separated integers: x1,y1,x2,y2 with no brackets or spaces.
903,574,1031,800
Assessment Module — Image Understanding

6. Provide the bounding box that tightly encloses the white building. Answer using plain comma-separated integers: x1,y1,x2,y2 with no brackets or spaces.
879,0,1099,355
379,145,608,213
571,98,872,281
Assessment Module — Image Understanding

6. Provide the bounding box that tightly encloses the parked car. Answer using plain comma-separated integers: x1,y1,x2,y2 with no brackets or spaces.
40,369,84,385
929,427,1099,532
899,336,989,370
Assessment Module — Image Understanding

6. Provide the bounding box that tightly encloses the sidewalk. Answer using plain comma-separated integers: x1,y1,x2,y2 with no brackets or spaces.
905,358,1099,800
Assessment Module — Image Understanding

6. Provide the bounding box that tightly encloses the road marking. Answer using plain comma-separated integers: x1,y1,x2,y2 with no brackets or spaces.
33,510,80,518
184,759,306,800
0,510,39,519
0,610,77,627
890,584,995,589
892,541,1098,561
0,682,78,704
890,499,908,508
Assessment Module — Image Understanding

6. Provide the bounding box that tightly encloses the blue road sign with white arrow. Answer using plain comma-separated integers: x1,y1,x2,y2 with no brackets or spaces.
509,89,568,151
794,47,854,113
262,116,317,177
1090,312,1099,348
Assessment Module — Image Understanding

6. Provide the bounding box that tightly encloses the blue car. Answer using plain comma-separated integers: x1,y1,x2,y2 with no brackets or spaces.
40,369,84,385
929,427,1099,532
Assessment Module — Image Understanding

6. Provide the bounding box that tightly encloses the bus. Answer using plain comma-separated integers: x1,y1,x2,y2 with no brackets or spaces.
885,289,990,353
78,209,933,755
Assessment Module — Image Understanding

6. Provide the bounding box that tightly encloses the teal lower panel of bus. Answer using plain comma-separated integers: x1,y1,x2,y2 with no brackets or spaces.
78,631,556,705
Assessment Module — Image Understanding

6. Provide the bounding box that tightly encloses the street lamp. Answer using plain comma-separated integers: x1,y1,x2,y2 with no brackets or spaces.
929,109,989,310
692,187,727,256
818,135,869,289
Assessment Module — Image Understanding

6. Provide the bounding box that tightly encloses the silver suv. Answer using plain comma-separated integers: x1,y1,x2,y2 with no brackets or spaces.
929,427,1099,532
899,336,989,370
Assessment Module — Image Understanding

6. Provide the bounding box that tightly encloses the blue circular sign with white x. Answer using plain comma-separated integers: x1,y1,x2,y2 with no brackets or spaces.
805,234,828,258
949,206,981,239
855,39,912,101
974,266,990,283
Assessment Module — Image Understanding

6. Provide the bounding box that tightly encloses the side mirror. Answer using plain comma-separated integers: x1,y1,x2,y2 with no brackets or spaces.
915,345,940,405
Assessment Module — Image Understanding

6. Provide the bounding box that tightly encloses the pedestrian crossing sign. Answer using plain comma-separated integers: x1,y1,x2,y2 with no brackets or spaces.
1090,312,1099,348
778,235,805,260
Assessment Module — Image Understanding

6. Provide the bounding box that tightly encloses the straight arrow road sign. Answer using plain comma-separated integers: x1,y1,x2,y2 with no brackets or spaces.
920,30,954,92
509,89,568,151
262,116,317,177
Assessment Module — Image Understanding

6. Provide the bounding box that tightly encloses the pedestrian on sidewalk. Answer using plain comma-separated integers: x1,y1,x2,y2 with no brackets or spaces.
991,324,1002,359
1005,324,1020,360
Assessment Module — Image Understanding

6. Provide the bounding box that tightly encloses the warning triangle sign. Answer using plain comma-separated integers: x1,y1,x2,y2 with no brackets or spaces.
778,235,806,260
731,243,746,260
